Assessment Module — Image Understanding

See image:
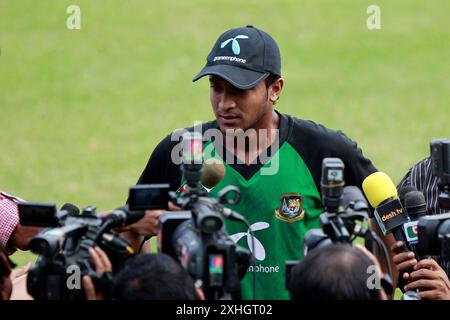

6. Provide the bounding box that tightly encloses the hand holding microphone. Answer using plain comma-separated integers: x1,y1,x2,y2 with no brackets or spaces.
362,172,419,281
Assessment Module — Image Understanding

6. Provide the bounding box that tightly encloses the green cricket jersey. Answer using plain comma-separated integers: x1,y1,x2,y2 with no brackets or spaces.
136,111,377,299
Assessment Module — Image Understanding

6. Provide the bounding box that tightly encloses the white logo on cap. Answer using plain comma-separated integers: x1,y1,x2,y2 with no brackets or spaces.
220,35,249,55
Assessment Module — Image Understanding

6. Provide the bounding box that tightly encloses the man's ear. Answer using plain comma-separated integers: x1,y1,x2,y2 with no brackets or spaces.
269,78,284,103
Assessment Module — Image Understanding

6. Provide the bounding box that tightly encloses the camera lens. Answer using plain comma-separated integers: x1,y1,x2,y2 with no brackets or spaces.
200,216,223,233
29,235,60,256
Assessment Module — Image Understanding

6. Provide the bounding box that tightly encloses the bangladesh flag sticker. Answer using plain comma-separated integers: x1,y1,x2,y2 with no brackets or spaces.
403,221,419,244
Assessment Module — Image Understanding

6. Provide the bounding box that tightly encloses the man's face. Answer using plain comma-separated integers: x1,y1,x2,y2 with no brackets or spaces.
209,75,270,132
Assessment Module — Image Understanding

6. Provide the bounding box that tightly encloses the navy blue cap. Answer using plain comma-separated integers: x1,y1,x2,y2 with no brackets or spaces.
193,25,281,89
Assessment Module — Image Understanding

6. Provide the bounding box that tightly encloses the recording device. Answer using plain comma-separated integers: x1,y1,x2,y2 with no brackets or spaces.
16,184,167,300
362,172,414,254
321,157,345,213
417,212,450,260
128,184,170,211
401,188,427,256
303,160,374,254
303,186,372,255
158,132,251,300
319,158,351,244
430,138,450,210
289,159,388,289
399,185,418,207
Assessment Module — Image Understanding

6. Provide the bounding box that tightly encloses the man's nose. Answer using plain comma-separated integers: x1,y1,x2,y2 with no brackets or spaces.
218,92,237,111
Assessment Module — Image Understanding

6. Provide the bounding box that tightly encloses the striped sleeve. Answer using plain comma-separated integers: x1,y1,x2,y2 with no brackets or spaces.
397,157,447,215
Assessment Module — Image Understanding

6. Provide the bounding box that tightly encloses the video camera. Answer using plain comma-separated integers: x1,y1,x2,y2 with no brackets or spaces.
285,158,394,289
416,139,450,261
18,185,168,300
132,132,252,300
303,158,374,253
417,212,450,261
430,138,450,210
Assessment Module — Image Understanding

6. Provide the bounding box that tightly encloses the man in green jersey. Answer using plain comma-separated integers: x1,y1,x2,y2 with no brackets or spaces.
125,25,377,299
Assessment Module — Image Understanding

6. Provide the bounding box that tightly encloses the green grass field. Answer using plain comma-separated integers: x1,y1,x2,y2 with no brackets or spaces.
1,1,449,299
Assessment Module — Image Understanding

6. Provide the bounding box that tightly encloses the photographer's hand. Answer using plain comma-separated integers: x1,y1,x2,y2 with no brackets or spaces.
404,259,450,300
118,201,181,238
83,247,112,300
391,241,417,281
120,209,164,238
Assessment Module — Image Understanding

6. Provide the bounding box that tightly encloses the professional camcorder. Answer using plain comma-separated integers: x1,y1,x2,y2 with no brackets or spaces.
416,138,450,261
430,138,450,210
130,132,252,300
302,158,376,253
17,185,167,300
285,158,391,288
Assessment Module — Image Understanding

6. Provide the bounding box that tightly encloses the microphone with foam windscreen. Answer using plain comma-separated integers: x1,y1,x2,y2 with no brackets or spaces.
101,204,146,229
404,190,427,219
362,172,413,253
60,203,80,216
402,190,428,259
201,158,226,191
94,205,147,243
201,160,246,222
399,185,418,208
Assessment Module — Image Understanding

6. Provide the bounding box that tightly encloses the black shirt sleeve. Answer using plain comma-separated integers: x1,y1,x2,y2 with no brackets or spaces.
136,133,183,192
288,118,378,200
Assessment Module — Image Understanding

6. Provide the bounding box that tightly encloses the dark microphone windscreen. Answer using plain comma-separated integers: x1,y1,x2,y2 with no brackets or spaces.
60,203,80,216
201,158,226,189
404,191,427,218
399,185,418,206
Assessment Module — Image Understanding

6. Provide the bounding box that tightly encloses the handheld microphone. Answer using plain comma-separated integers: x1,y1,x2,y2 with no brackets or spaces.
102,205,145,229
399,185,418,207
181,132,203,189
201,158,226,191
321,158,345,213
402,190,427,258
362,172,412,253
60,203,80,216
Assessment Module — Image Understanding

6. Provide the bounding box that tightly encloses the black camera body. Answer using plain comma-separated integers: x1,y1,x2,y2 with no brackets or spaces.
417,212,450,260
158,196,250,300
18,204,135,300
316,158,352,245
287,159,374,290
430,139,450,210
159,212,247,299
154,132,251,300
17,182,172,301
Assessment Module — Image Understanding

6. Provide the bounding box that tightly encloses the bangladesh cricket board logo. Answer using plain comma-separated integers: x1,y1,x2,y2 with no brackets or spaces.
275,193,305,223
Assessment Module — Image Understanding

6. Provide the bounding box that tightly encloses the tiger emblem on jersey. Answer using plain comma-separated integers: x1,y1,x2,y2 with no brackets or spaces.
275,193,305,223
